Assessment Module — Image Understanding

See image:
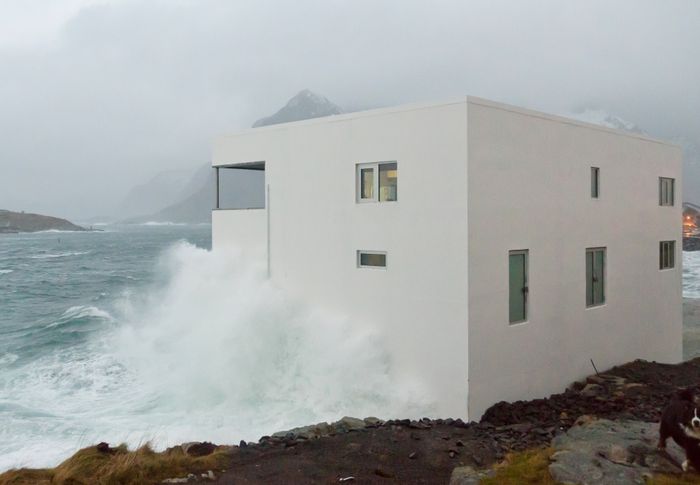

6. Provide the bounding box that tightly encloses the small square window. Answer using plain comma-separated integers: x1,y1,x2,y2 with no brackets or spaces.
659,177,675,206
660,240,675,270
356,162,397,203
357,250,387,268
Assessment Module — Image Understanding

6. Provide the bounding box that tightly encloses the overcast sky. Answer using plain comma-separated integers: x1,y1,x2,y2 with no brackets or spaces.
1,0,698,218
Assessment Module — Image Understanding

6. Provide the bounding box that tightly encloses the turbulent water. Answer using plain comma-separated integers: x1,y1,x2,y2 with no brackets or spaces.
684,251,700,299
0,225,428,471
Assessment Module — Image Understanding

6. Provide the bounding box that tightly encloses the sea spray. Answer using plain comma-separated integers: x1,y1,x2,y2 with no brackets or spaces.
0,240,432,471
113,241,432,432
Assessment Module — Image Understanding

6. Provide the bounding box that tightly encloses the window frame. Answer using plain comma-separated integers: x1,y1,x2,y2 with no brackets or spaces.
356,250,387,269
659,177,675,206
591,167,600,199
660,240,675,270
586,247,606,308
355,161,397,203
356,163,377,202
508,249,529,325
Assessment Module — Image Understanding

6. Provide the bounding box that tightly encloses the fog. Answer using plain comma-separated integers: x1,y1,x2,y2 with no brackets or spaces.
0,0,698,219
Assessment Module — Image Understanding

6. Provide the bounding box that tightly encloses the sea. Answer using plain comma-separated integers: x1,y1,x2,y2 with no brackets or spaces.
0,224,426,471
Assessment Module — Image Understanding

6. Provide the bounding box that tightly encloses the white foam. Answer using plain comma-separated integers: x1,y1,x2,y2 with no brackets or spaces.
34,230,84,234
29,251,89,259
140,221,187,226
44,306,115,328
0,242,432,471
0,269,12,275
0,353,18,365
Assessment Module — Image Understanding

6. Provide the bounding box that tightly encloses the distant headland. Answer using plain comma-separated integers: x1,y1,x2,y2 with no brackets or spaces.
0,209,87,233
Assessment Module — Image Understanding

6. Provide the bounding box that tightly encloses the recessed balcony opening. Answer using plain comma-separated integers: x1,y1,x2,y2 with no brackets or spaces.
214,161,265,210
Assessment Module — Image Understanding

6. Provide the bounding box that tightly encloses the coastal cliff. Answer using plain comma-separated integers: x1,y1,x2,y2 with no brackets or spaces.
0,210,86,233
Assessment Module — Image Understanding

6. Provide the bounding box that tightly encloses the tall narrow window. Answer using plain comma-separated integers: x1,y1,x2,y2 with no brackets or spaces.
356,162,398,203
360,167,375,200
591,167,600,198
586,248,606,307
379,162,398,201
660,241,675,270
659,177,675,206
509,250,528,323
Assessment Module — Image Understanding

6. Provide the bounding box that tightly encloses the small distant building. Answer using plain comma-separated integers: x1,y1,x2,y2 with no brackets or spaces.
211,97,683,420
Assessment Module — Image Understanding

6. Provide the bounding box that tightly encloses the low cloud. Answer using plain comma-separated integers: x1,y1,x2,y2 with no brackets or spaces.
1,0,698,217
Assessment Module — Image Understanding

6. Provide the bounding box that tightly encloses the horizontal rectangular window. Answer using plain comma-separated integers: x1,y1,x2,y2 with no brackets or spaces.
357,250,387,268
660,240,675,270
659,177,675,206
356,162,398,203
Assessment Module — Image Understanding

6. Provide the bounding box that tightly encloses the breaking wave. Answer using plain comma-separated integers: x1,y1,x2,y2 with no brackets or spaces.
28,251,90,259
0,242,431,471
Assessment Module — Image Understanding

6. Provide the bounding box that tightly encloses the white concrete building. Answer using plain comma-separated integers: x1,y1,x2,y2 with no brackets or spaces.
211,97,683,421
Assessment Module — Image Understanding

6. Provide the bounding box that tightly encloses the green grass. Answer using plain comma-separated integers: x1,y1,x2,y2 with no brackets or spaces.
0,443,231,485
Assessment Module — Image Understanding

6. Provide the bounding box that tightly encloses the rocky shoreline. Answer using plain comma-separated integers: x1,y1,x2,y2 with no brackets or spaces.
3,358,700,484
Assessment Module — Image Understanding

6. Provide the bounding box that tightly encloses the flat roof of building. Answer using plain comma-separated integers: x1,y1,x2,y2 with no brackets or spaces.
217,95,677,148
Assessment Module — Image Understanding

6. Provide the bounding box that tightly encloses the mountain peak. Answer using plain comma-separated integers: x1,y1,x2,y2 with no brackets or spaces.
252,90,343,128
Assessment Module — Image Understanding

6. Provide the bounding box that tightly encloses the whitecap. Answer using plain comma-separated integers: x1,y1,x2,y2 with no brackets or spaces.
140,221,187,226
45,306,115,329
34,229,84,234
0,353,18,365
0,269,12,275
29,251,89,259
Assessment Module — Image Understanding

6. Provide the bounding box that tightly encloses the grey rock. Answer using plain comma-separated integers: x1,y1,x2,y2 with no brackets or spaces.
549,419,685,484
364,416,384,427
449,465,494,485
272,421,332,440
334,416,366,433
580,383,604,397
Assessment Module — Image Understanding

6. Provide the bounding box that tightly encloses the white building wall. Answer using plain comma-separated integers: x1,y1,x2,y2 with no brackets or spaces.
211,208,266,259
465,97,683,419
213,101,471,419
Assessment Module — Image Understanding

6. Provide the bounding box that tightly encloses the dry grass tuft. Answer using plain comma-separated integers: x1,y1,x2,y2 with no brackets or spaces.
0,443,231,485
648,473,700,485
480,447,558,485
